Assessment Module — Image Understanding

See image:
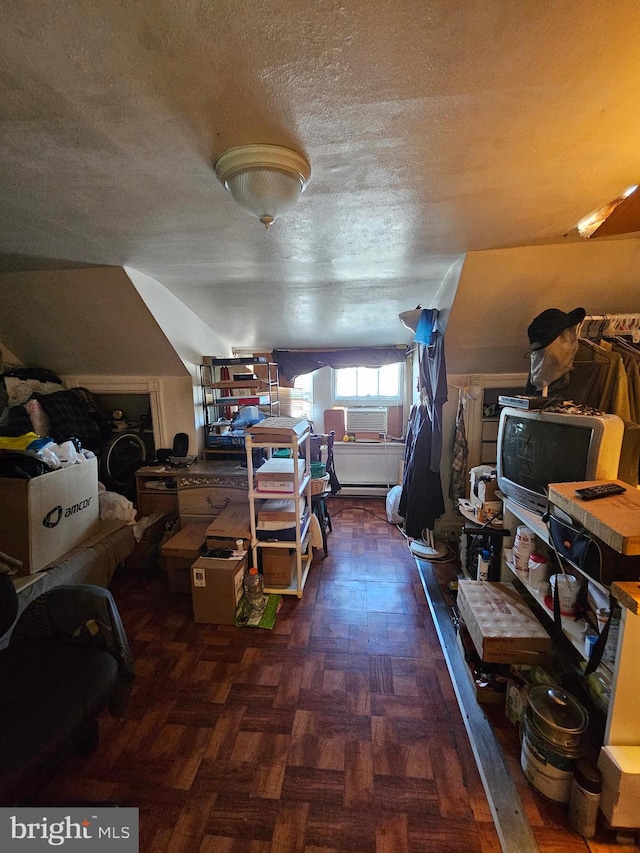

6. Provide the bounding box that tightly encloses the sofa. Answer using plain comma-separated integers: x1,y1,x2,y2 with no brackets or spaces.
0,573,135,805
2,518,136,650
0,519,136,804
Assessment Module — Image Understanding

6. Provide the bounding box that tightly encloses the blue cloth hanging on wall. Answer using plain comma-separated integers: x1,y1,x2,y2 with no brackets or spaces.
413,308,435,345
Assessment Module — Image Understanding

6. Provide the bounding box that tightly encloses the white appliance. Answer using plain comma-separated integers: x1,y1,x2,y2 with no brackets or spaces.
345,407,388,434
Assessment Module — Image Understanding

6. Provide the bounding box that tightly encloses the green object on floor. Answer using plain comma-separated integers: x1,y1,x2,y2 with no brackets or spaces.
234,594,282,629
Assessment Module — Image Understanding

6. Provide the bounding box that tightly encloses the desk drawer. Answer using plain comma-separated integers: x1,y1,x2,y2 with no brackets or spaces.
177,476,248,520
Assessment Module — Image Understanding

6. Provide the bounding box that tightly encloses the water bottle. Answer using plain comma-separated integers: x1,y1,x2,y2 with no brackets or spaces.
244,567,266,611
477,548,491,581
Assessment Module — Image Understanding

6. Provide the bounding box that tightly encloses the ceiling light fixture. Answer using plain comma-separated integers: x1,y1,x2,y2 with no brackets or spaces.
214,144,311,229
399,306,424,333
575,183,639,238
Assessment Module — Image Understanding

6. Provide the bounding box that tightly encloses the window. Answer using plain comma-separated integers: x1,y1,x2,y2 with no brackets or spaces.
333,363,402,406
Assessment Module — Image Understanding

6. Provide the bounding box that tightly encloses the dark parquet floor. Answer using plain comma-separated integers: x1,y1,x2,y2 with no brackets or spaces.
33,499,627,852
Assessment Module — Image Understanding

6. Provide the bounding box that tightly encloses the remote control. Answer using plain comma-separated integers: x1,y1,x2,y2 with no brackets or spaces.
575,483,627,501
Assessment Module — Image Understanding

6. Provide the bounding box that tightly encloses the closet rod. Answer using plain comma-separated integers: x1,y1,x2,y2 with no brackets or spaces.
579,313,640,343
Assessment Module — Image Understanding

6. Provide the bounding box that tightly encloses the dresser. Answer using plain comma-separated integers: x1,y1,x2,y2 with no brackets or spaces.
175,460,249,525
136,461,249,524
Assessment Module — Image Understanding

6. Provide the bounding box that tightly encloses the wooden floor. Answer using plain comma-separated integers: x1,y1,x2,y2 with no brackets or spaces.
34,499,630,852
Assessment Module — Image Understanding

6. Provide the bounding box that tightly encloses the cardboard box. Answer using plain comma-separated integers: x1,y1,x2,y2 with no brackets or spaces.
261,547,296,587
470,465,496,498
191,555,247,624
470,469,501,523
205,501,251,540
0,457,100,574
125,511,177,572
160,521,209,593
257,498,298,522
548,479,640,555
471,478,499,507
256,458,305,493
457,580,552,664
598,745,640,828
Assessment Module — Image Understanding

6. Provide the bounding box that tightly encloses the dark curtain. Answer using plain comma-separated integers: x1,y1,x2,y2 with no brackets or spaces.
273,347,408,382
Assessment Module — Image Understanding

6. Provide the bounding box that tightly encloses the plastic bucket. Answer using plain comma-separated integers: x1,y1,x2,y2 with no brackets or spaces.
310,461,326,478
549,573,580,617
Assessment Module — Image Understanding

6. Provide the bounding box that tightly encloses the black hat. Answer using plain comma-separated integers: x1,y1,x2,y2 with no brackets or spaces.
527,307,586,351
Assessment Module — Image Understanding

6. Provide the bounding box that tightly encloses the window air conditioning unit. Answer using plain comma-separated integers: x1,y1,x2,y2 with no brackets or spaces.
345,407,388,434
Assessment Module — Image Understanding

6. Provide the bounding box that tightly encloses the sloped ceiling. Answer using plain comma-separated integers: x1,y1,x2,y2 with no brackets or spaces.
447,239,640,375
0,1,640,374
0,268,187,376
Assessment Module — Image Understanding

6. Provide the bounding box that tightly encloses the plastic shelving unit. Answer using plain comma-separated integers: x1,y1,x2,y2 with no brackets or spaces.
244,418,312,598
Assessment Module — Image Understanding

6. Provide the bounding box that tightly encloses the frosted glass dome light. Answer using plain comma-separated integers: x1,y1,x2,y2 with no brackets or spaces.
214,144,311,229
399,307,424,333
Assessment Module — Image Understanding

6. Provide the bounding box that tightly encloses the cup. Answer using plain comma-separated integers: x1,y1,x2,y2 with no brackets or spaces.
584,634,598,659
550,573,580,616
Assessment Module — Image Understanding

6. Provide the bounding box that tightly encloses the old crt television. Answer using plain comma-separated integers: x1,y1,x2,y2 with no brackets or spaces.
496,407,625,515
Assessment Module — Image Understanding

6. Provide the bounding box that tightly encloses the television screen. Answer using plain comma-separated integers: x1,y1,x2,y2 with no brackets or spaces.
500,416,593,496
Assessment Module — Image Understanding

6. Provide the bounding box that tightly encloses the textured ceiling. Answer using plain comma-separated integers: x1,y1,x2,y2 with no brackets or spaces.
1,0,640,362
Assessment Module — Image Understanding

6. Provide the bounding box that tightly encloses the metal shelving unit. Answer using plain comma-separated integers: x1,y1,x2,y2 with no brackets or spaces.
199,358,279,459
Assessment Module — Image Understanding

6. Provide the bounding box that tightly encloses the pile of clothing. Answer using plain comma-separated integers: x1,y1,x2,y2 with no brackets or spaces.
0,367,109,479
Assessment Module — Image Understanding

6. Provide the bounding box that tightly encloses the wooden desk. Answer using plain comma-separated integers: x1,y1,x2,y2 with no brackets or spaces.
135,465,178,517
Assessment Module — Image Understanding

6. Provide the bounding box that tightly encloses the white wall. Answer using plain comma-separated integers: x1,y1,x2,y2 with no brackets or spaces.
126,267,233,454
0,267,188,377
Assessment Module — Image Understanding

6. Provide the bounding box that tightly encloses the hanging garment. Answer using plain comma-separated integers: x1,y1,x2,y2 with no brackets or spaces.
399,328,448,538
449,397,468,504
610,340,640,423
527,339,630,420
587,339,631,421
418,326,449,472
398,404,446,537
